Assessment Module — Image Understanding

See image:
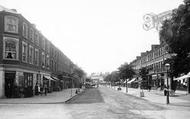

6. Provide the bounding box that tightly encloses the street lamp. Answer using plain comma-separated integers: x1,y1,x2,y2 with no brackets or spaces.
165,63,170,104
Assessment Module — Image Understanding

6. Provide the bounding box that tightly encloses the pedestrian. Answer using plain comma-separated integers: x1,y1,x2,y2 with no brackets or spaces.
44,83,48,96
40,84,43,96
164,85,167,96
35,83,39,95
38,84,41,95
148,85,151,92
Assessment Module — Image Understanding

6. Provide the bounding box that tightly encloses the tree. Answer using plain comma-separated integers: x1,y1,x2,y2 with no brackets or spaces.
104,73,112,82
118,63,136,92
139,67,148,79
72,66,86,88
159,0,190,77
110,71,120,83
118,63,135,80
139,67,149,89
104,72,120,83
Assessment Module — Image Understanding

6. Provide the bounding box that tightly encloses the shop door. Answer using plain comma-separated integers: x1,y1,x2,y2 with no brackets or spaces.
5,72,15,98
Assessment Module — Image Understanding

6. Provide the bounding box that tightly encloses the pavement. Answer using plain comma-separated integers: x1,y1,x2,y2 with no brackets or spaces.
0,88,83,104
109,86,190,107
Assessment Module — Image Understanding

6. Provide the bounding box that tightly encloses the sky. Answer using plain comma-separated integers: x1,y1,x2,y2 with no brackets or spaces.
0,0,183,75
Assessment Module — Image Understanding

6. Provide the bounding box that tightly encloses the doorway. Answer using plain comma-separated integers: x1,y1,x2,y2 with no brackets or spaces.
5,72,15,98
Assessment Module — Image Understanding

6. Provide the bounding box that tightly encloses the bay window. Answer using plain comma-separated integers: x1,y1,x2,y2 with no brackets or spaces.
3,37,19,60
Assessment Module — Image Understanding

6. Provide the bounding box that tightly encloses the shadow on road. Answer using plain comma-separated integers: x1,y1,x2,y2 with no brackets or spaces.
66,88,104,104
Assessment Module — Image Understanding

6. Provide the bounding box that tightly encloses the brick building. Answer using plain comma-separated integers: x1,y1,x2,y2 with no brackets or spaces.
0,6,75,98
130,44,171,89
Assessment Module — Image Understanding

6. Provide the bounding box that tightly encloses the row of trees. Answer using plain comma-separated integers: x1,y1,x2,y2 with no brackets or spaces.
104,63,136,86
104,63,149,88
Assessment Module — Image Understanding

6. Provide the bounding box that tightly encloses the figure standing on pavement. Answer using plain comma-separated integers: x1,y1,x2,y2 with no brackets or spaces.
44,83,48,96
35,83,39,95
148,85,151,92
40,84,43,96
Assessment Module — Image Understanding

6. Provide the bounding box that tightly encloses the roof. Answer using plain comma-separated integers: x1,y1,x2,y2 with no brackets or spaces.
0,5,18,14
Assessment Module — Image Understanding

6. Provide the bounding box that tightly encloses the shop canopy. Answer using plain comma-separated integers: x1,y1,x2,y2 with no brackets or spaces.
44,76,55,81
174,74,190,81
51,76,59,81
128,78,136,84
123,79,129,83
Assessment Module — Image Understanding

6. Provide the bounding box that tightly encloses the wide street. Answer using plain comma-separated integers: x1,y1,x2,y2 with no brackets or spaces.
0,86,190,119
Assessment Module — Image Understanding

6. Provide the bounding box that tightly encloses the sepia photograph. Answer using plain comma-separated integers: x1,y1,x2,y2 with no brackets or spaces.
0,0,190,119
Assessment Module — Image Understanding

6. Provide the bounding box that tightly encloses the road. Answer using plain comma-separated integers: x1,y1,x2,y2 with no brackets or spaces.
0,86,190,119
65,86,165,119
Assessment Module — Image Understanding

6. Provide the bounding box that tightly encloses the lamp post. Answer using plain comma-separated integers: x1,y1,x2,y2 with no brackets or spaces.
165,63,170,104
70,78,73,97
126,78,128,93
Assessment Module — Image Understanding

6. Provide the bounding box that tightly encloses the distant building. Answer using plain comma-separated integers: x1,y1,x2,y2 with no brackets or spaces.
90,73,105,85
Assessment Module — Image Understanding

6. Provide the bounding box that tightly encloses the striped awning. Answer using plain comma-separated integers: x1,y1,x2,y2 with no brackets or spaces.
44,76,55,81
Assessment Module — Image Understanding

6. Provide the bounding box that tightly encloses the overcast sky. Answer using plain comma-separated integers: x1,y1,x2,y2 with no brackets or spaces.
0,0,183,74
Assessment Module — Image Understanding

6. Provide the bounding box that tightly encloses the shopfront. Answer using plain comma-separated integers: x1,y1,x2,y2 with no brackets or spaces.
23,72,33,97
4,71,16,98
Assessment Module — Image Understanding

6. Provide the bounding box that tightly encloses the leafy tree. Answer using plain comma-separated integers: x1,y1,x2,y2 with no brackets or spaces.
104,73,112,82
110,71,120,83
86,78,92,82
139,67,148,79
118,63,135,81
104,72,120,83
160,0,190,77
118,63,135,92
139,67,149,89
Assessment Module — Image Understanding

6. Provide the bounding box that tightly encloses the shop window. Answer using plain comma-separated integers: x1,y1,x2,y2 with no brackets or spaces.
24,73,33,87
23,22,28,38
4,16,19,33
22,41,28,62
3,37,19,60
29,45,34,64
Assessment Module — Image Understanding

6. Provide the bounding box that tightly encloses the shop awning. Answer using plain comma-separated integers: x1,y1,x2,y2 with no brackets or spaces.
123,79,129,83
51,76,59,81
174,75,190,81
128,78,136,84
44,76,55,81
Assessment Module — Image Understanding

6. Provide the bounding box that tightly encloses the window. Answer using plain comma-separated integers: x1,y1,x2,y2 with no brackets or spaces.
29,28,34,42
4,16,19,33
34,32,39,45
23,22,28,38
41,38,45,50
46,41,50,53
46,55,50,68
29,45,34,64
42,52,45,68
3,37,19,60
34,49,39,66
22,41,28,62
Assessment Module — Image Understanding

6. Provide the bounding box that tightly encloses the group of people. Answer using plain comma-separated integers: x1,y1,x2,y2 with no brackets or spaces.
35,83,48,96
